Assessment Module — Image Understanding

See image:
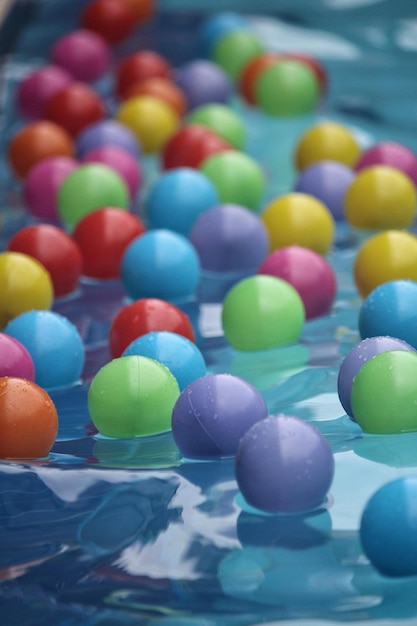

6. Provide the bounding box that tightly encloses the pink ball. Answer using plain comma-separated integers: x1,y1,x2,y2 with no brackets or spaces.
50,29,111,83
80,145,142,198
23,156,78,221
17,64,73,119
258,245,337,320
0,333,35,381
355,141,417,186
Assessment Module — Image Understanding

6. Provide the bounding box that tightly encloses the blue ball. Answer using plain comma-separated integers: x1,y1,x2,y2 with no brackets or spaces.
121,229,201,302
360,476,417,577
5,310,85,390
359,280,417,348
145,167,219,236
199,12,251,57
122,331,207,391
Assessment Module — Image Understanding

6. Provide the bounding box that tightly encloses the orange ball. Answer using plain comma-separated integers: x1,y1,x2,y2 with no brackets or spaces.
8,121,74,179
239,53,281,104
0,377,58,459
122,77,187,117
123,0,155,24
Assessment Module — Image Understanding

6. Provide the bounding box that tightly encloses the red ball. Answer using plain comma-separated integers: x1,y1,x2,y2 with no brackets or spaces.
115,50,173,100
81,0,135,44
72,207,145,279
45,82,106,137
109,298,195,357
7,224,83,298
161,123,232,170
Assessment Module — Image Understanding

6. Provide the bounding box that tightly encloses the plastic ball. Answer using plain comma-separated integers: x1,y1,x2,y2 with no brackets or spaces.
0,252,53,329
81,145,142,198
354,230,417,298
189,203,269,272
287,52,328,96
57,163,130,228
172,373,268,458
72,207,145,279
122,331,206,391
200,150,265,211
293,160,355,222
351,349,417,433
161,123,232,170
145,167,219,236
122,77,187,118
337,336,415,417
88,355,180,438
109,298,195,358
7,224,83,298
199,12,250,58
344,165,416,229
222,274,305,352
262,192,335,254
360,477,417,577
123,0,154,24
121,229,201,302
16,64,73,119
0,377,58,459
8,120,74,179
175,59,232,110
239,52,281,105
50,29,110,83
294,121,361,171
116,95,179,154
212,29,264,81
355,141,417,186
115,50,173,100
80,0,135,44
358,279,417,349
235,415,335,514
5,310,85,390
45,82,105,137
23,156,78,221
76,119,141,158
258,245,337,320
187,103,246,149
0,333,35,380
255,59,319,116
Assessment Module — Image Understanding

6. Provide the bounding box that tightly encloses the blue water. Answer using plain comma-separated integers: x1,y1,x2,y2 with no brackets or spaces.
1,1,417,624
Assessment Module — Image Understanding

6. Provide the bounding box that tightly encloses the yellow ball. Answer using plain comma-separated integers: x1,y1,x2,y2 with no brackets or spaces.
345,165,417,229
0,252,53,329
116,95,179,154
294,121,361,171
261,192,335,254
354,230,417,298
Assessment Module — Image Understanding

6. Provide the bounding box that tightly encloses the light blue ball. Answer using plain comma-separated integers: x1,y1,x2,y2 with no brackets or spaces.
5,310,85,390
122,331,207,391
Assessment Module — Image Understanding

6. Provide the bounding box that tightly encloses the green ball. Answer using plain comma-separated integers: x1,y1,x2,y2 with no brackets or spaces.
221,275,305,352
57,163,130,228
187,104,246,150
200,150,265,211
212,29,264,81
88,355,180,438
351,350,417,434
255,59,319,116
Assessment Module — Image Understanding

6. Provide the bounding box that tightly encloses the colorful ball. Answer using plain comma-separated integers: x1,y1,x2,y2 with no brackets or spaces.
0,333,35,380
172,373,268,458
50,29,110,83
212,29,264,81
294,121,361,171
175,59,232,110
80,0,135,44
122,0,155,25
5,310,85,390
235,415,335,513
115,50,172,100
355,141,417,186
23,156,78,221
161,123,232,170
222,274,305,351
88,355,180,438
122,77,187,118
44,81,105,137
16,64,73,119
76,119,141,158
187,103,246,149
80,145,142,198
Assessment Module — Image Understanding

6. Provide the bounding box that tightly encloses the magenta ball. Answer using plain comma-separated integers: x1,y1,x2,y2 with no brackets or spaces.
50,29,111,83
80,145,142,198
17,64,73,119
0,333,35,380
258,245,337,320
355,141,417,186
23,156,78,221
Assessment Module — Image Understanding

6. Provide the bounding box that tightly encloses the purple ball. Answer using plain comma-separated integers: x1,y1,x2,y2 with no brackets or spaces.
17,64,73,119
294,160,355,222
23,156,78,221
355,141,417,186
171,373,268,459
0,333,35,381
81,145,142,198
50,29,111,83
337,335,416,417
235,415,335,514
175,59,232,111
76,120,142,159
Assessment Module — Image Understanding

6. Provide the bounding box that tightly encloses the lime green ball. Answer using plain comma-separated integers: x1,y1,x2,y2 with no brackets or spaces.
351,350,417,434
255,59,319,116
187,104,246,150
88,355,180,438
212,29,264,81
57,163,130,228
222,275,305,351
200,150,265,211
